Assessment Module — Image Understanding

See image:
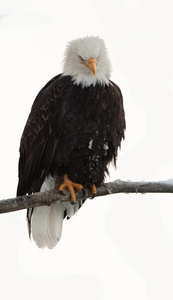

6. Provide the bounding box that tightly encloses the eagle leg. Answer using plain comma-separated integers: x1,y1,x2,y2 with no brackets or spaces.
59,174,84,203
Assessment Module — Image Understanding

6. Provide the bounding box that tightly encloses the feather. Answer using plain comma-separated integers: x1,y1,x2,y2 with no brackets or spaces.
27,175,65,249
27,175,84,249
31,203,64,249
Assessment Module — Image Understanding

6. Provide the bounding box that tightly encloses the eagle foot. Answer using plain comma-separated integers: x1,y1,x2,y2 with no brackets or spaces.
88,184,97,199
59,174,84,203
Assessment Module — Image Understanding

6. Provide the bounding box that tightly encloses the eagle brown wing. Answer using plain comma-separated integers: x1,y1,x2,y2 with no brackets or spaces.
109,80,126,149
17,74,72,196
17,76,125,196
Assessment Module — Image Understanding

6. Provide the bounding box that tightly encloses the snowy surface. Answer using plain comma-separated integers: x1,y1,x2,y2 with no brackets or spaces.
1,0,173,299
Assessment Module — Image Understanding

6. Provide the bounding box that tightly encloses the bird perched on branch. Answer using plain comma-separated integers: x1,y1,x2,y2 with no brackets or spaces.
17,36,126,249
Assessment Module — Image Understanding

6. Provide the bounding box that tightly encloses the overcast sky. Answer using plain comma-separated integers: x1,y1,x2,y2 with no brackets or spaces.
1,1,173,299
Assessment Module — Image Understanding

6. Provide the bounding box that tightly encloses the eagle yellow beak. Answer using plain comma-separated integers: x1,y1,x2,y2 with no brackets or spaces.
82,57,96,76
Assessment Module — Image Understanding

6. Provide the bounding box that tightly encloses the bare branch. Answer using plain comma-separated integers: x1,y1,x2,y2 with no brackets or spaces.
0,179,173,214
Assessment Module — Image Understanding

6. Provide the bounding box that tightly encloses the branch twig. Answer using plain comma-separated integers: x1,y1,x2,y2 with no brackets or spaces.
0,179,173,214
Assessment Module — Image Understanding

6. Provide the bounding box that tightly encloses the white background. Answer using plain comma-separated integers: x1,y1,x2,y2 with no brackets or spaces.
1,0,173,299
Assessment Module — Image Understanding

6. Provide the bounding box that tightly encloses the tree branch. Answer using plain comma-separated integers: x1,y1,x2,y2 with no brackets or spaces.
1,179,173,214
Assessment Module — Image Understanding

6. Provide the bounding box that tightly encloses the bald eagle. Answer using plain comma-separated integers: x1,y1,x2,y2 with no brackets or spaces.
17,36,126,249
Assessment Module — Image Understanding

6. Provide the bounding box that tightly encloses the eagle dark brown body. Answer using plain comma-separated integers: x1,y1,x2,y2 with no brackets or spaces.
17,74,125,197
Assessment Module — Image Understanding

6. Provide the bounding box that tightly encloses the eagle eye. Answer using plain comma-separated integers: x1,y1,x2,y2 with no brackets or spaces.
78,55,85,62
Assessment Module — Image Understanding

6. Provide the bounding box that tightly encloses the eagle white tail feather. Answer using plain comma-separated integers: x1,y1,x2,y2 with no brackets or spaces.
27,174,84,249
31,203,64,249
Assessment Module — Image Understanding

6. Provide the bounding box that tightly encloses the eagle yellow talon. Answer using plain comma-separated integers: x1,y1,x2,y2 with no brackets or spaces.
91,184,97,195
59,174,84,202
88,184,97,199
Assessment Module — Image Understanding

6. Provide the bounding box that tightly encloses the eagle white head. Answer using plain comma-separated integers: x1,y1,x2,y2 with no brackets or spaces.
63,36,112,88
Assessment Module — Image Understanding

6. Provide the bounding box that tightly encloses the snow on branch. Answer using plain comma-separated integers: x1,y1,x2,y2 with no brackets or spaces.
0,179,173,214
